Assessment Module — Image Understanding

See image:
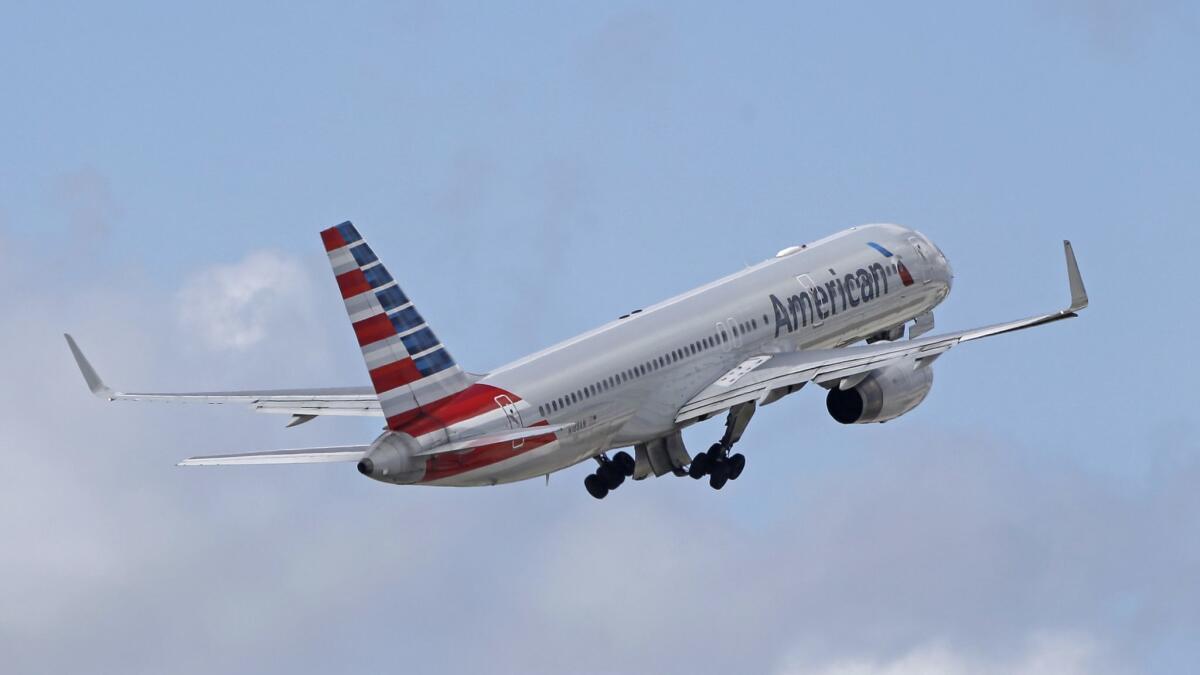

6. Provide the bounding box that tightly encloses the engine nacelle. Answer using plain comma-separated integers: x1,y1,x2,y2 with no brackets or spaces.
356,431,427,484
825,360,934,424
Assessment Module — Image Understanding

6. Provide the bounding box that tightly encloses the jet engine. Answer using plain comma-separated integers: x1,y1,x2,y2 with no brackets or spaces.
356,431,427,484
825,360,934,424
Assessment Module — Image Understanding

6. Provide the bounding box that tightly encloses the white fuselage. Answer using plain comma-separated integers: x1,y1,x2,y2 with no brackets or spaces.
427,223,953,486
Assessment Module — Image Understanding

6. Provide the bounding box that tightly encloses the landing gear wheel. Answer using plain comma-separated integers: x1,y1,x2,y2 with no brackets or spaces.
709,472,729,490
598,463,624,490
613,451,636,476
727,453,746,480
689,453,711,479
584,474,609,499
710,458,731,482
706,443,725,461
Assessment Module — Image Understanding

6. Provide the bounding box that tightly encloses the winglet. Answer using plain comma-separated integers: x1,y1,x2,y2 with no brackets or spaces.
64,334,114,400
1064,240,1088,312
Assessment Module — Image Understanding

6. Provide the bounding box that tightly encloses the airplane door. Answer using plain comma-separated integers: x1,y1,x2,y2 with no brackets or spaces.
727,317,743,348
716,322,733,351
796,275,823,326
494,394,524,448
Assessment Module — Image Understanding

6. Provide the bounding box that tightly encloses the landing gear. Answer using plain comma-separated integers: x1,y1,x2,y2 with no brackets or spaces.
584,451,636,500
687,402,755,490
690,444,745,489
584,474,608,499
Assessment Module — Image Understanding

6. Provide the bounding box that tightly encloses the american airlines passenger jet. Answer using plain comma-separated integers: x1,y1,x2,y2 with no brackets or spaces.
67,222,1088,499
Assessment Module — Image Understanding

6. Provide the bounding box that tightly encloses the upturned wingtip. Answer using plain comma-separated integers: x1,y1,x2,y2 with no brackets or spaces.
64,334,114,399
1063,240,1088,312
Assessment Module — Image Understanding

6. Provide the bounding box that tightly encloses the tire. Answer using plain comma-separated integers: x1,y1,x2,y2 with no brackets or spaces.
689,453,710,479
709,472,729,490
710,458,731,481
613,451,636,476
706,443,725,461
728,453,746,480
598,463,624,490
584,474,609,499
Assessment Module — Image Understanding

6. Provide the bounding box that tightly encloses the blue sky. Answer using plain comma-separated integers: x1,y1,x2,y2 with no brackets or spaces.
2,2,1197,673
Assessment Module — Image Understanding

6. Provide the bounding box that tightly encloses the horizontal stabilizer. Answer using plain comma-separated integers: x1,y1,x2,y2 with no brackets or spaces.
178,445,368,466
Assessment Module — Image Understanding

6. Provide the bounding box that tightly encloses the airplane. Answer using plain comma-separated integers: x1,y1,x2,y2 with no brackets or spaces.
66,222,1088,499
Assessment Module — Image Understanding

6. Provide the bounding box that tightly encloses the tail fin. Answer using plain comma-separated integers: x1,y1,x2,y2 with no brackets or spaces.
321,222,471,430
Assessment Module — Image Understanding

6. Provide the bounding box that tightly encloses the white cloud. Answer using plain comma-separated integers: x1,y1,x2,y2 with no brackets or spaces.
778,633,1112,675
176,250,313,351
1,218,1196,675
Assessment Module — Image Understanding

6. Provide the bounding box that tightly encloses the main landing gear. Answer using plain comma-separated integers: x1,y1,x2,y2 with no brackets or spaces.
584,451,635,500
688,444,746,490
687,400,755,490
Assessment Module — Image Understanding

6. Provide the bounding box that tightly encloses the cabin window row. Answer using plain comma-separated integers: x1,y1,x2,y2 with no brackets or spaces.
537,318,763,418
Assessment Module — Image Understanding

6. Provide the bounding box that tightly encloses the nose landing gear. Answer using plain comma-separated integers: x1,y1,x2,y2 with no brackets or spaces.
583,451,635,500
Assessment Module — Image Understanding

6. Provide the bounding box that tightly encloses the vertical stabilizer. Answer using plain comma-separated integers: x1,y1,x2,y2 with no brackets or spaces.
321,222,471,430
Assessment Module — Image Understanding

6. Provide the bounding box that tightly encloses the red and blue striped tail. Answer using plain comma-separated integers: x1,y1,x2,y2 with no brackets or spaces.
321,221,471,430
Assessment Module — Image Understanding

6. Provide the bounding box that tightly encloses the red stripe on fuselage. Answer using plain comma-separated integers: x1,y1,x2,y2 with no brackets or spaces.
389,383,520,436
420,424,556,483
336,268,372,299
321,228,347,252
370,359,421,393
353,313,395,346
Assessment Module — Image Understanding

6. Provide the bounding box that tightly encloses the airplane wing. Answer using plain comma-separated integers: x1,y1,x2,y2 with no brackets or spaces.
676,240,1088,424
64,334,381,424
178,445,369,466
